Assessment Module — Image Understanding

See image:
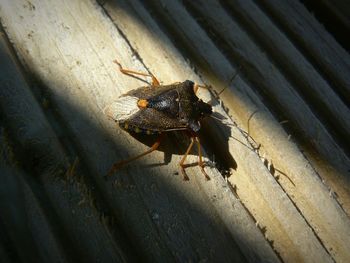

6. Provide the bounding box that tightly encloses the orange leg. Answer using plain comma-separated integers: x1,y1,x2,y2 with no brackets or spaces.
106,133,164,177
113,60,160,86
179,136,210,180
179,137,195,180
195,137,210,180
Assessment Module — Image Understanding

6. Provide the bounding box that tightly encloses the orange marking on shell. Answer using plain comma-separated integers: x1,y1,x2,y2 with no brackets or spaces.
137,99,148,108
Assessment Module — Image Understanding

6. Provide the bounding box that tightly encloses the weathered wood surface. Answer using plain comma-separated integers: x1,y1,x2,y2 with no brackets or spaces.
0,0,349,262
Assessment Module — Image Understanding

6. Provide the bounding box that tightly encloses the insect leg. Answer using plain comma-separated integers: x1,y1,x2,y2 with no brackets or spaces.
195,137,210,180
106,133,164,177
179,137,195,181
113,60,160,86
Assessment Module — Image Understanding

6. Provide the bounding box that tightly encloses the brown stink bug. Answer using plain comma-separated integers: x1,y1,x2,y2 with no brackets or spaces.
104,60,212,180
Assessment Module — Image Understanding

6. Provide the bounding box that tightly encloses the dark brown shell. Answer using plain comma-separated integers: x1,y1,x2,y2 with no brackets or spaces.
120,80,212,133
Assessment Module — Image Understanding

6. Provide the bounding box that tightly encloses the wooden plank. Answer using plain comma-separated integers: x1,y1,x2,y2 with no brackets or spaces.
0,166,41,263
181,0,350,212
1,0,349,262
0,0,280,262
320,0,350,30
200,0,350,257
0,29,131,262
258,0,350,104
100,1,284,262
0,1,175,261
191,0,350,232
220,0,350,150
136,0,350,262
100,0,348,262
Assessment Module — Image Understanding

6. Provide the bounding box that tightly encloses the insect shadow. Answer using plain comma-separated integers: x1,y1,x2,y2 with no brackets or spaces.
119,117,237,177
200,115,238,176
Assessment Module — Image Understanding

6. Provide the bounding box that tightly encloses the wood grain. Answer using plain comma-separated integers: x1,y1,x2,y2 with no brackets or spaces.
0,0,349,262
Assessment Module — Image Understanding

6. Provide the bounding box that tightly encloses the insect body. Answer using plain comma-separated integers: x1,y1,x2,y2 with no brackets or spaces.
104,61,212,180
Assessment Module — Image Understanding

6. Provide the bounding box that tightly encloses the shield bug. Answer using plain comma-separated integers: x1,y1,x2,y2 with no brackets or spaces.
104,60,212,180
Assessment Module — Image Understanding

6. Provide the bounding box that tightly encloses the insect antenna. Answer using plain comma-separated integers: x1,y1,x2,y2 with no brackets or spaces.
216,66,241,96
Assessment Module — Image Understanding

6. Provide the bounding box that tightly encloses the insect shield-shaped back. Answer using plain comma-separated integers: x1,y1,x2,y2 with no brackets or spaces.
104,80,212,133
